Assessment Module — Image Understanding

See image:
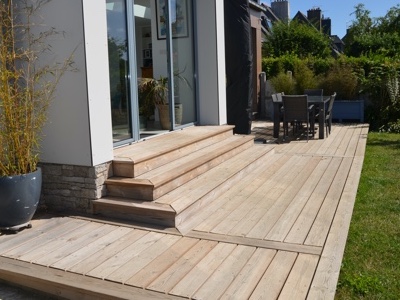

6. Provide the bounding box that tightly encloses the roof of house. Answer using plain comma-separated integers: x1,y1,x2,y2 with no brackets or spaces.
293,11,313,25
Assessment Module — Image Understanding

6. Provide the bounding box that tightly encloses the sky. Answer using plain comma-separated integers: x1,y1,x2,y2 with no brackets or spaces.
261,0,399,38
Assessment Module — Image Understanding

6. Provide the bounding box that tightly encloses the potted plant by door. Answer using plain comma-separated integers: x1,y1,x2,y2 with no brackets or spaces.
0,0,74,232
138,71,189,130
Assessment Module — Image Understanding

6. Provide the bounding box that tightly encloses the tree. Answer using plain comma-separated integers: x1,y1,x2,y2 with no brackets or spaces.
344,4,400,57
262,20,331,59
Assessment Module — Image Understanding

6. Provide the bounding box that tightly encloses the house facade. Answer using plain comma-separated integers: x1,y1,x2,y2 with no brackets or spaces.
38,0,229,212
40,0,231,211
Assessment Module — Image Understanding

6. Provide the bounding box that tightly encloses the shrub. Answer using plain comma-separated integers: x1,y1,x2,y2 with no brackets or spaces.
270,72,296,95
261,55,400,131
293,61,318,94
319,64,359,99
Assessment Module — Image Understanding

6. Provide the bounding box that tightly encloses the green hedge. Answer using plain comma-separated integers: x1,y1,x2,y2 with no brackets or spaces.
262,55,400,132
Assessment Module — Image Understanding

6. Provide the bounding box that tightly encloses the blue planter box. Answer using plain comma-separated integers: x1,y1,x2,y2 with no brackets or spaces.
332,100,364,123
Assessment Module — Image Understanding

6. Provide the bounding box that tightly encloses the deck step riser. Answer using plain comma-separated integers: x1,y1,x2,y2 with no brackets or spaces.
106,184,154,201
113,129,234,178
107,137,254,201
93,204,175,227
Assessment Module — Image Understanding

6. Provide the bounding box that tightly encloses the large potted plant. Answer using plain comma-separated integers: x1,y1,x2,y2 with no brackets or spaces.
138,71,190,130
0,0,73,231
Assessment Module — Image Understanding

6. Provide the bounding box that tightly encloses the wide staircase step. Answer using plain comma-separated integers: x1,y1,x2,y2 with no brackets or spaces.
112,125,235,177
106,135,254,201
92,197,176,227
92,126,276,231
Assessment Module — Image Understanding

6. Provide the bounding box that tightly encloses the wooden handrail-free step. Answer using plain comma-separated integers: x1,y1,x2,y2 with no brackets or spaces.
106,135,255,201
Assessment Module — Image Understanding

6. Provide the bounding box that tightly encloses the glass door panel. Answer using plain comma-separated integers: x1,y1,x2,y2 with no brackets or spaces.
106,0,133,143
135,0,167,136
171,0,196,128
107,0,196,144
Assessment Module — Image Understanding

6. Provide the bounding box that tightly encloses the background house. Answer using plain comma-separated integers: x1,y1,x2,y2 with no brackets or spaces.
260,1,345,56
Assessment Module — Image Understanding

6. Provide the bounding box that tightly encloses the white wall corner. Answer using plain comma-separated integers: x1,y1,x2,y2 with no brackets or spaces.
40,0,92,166
196,0,227,125
215,0,227,125
82,0,114,165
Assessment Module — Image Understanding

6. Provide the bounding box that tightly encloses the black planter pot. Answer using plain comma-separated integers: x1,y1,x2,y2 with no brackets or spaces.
0,168,42,231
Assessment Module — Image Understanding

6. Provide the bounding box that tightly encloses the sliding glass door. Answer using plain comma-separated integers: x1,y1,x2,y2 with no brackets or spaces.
107,0,196,145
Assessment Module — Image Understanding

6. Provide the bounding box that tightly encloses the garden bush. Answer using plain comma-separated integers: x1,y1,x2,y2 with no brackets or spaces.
262,55,400,131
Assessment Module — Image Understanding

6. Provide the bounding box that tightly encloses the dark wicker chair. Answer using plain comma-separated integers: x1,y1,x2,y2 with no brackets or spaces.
325,92,337,136
304,89,323,97
282,95,315,141
272,92,284,119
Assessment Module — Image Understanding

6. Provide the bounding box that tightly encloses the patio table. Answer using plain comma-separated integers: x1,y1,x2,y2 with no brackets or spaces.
273,95,330,139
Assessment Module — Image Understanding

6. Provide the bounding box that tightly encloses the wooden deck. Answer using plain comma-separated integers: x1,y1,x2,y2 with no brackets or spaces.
0,121,368,299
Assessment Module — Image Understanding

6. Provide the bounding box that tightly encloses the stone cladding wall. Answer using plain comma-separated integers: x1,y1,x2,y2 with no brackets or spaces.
39,162,112,213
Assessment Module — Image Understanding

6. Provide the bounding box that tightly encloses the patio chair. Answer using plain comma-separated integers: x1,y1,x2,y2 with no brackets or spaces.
272,92,284,118
304,89,323,97
325,92,337,136
282,95,315,141
305,89,324,131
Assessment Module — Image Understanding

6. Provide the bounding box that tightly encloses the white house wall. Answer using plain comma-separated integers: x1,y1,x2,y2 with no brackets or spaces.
195,0,227,125
39,0,113,167
39,0,226,168
82,0,113,166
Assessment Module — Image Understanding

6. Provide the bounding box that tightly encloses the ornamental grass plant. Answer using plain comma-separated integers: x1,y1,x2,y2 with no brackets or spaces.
0,0,74,176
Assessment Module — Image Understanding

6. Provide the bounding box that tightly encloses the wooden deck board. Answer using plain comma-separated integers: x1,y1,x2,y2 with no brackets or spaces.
307,125,339,154
106,234,181,284
33,222,111,267
169,242,236,298
305,157,353,247
193,153,285,233
8,219,88,263
344,125,362,157
278,253,320,299
308,155,365,299
68,229,147,275
125,237,199,288
249,251,298,300
219,248,276,300
246,156,321,239
191,245,256,300
86,231,165,279
207,154,291,235
284,156,343,245
0,217,73,255
210,154,297,235
146,240,217,294
227,155,315,238
265,156,332,242
52,226,133,271
0,123,368,300
314,125,344,156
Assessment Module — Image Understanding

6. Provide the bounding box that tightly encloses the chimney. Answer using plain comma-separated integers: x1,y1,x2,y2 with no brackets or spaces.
271,0,290,23
307,8,322,31
322,18,331,36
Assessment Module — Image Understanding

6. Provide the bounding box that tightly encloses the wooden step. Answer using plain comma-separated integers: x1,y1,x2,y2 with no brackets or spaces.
106,135,255,201
92,197,176,227
92,145,275,230
113,125,235,177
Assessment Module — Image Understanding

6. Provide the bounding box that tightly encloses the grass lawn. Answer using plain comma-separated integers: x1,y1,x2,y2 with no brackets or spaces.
335,132,400,299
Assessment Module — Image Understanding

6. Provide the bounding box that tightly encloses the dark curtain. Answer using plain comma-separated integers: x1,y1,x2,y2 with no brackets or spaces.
224,0,253,134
